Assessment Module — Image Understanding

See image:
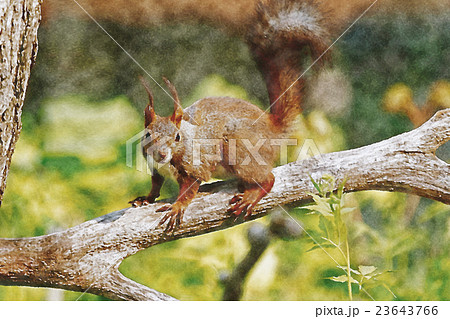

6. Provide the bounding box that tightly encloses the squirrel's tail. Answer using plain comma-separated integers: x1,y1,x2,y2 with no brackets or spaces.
246,0,331,132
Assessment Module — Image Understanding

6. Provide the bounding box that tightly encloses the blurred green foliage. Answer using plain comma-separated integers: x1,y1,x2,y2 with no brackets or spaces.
337,15,449,147
0,13,449,300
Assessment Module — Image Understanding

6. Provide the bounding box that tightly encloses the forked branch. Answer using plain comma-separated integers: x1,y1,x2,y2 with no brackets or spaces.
0,109,448,300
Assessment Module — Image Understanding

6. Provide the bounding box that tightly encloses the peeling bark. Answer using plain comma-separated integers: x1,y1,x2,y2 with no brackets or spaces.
0,0,42,205
0,109,448,300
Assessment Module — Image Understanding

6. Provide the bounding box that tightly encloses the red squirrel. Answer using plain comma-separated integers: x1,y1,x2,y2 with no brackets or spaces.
130,0,330,230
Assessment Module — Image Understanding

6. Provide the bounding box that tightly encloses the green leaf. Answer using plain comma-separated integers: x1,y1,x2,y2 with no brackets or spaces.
310,194,323,204
328,275,358,284
322,174,335,185
306,195,334,216
323,237,340,248
341,207,356,214
337,176,347,199
318,215,332,238
306,244,335,252
328,196,341,205
310,175,322,193
381,282,397,298
337,265,360,275
304,204,333,216
358,265,377,276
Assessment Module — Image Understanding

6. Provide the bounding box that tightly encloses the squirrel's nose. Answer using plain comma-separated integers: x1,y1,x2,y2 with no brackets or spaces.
158,151,167,160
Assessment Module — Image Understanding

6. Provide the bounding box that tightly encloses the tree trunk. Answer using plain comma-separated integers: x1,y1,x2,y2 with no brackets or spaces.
0,0,42,205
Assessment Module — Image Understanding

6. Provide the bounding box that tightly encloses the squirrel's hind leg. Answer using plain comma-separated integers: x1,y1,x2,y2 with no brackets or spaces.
228,173,275,220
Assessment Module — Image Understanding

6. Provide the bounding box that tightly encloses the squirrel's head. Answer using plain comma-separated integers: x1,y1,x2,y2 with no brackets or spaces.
140,76,184,164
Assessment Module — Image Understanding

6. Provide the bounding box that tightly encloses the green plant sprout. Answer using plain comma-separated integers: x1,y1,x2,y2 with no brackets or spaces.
305,174,395,300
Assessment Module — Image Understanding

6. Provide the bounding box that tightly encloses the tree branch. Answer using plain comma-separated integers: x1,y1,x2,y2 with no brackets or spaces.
0,109,448,300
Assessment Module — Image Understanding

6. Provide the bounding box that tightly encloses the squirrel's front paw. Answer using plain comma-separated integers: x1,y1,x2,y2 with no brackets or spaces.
129,196,157,207
157,202,185,231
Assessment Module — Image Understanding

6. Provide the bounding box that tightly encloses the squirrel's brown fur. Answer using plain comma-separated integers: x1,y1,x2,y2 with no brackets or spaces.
247,0,330,130
130,0,330,231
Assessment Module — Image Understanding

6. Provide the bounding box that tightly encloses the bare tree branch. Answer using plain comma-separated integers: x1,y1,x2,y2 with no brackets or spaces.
0,0,42,205
0,109,448,300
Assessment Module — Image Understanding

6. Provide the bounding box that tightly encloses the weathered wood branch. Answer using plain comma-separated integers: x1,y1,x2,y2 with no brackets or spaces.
0,0,42,204
0,109,448,300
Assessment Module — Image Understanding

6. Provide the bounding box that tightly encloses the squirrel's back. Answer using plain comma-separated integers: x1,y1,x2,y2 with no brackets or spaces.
184,96,267,126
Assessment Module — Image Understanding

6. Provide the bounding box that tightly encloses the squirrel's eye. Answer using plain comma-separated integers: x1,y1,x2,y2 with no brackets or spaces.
175,133,181,142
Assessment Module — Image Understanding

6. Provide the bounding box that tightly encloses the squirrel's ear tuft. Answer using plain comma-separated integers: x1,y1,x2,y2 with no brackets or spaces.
171,104,183,129
163,77,183,129
144,105,156,127
139,76,156,127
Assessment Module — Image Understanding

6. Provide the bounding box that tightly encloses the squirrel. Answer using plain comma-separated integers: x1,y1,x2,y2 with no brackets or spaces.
129,0,331,230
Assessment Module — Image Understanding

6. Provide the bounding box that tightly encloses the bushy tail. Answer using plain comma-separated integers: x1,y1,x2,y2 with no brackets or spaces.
246,0,331,132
